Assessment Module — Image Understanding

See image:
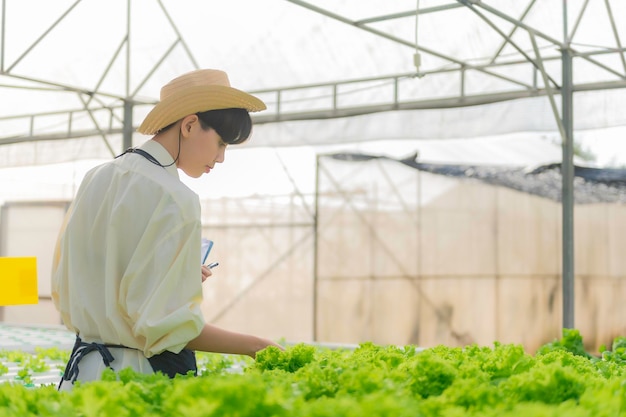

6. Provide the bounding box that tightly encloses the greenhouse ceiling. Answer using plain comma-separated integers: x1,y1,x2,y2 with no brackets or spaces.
0,0,625,155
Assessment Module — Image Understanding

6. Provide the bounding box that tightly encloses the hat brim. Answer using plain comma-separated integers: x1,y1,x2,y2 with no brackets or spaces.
137,85,266,135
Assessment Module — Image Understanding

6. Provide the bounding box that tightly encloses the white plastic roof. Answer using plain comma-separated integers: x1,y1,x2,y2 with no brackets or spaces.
0,0,625,167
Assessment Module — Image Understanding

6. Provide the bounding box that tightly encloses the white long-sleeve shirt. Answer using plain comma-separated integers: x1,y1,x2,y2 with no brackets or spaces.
52,140,205,359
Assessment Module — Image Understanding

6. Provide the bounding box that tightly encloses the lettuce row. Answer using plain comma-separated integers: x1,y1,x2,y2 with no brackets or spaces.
1,329,626,416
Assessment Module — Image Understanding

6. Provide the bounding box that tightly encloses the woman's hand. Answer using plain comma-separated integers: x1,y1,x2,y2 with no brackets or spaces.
251,337,285,359
201,265,213,283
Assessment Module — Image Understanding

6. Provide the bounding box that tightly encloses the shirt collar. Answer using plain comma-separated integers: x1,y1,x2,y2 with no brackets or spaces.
138,140,180,179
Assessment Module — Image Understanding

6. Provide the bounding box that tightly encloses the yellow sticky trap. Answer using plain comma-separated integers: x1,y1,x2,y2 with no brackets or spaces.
0,257,38,306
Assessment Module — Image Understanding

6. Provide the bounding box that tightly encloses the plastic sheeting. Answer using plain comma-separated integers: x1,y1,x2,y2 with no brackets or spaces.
2,89,626,168
0,132,573,205
1,0,625,167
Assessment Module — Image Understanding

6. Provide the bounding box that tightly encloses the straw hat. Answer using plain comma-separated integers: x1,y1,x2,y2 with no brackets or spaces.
137,69,266,135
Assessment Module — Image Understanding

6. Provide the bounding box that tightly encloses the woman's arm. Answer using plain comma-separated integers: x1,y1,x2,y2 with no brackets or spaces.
185,323,283,358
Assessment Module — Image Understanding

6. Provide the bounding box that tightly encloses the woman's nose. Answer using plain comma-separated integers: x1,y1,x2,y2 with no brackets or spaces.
215,147,226,163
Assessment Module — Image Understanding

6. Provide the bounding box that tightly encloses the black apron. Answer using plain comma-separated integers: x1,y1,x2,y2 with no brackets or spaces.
59,335,197,389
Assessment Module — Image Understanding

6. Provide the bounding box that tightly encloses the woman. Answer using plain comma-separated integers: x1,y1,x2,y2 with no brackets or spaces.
52,69,282,391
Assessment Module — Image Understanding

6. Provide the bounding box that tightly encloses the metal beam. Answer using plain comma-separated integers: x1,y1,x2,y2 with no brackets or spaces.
489,0,537,65
77,94,115,157
1,0,5,72
2,77,626,145
122,99,133,151
463,0,564,47
462,2,559,88
561,9,575,331
157,0,199,69
354,3,463,25
0,72,131,102
5,0,81,73
284,0,533,85
603,0,626,74
0,128,124,146
529,33,565,139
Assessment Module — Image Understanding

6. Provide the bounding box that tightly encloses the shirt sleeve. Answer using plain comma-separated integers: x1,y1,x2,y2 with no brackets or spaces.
118,209,205,358
50,201,78,334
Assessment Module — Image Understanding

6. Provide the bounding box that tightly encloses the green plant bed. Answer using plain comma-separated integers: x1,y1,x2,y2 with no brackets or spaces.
2,329,626,416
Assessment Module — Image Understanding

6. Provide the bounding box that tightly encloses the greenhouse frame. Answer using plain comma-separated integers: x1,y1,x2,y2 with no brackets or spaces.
1,0,626,352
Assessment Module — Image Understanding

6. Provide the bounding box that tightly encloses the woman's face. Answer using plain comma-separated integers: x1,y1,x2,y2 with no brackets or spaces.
179,116,227,178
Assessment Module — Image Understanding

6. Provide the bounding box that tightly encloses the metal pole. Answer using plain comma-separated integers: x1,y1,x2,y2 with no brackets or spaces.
125,0,131,97
561,2,575,330
122,0,133,152
1,0,5,72
123,99,133,151
312,154,321,341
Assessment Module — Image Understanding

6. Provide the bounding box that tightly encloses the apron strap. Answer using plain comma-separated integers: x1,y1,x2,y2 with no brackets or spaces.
58,334,198,389
60,335,116,387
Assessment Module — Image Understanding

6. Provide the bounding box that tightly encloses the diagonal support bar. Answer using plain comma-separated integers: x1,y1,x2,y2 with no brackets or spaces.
6,0,82,73
529,32,566,139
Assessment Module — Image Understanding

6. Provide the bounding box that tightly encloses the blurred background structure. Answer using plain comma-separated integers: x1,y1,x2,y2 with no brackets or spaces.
1,0,626,353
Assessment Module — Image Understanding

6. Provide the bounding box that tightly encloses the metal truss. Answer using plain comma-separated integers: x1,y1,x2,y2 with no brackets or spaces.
1,0,625,150
0,0,199,153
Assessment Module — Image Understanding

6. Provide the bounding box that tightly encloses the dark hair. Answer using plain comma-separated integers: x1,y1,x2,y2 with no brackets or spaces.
197,108,252,145
159,108,253,145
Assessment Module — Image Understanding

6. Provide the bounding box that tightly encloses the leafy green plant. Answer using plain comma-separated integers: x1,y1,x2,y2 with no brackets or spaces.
33,347,70,363
253,343,316,373
536,328,594,359
2,330,626,416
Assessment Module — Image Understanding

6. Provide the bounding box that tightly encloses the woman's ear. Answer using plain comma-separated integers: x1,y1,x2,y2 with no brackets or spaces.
180,114,199,137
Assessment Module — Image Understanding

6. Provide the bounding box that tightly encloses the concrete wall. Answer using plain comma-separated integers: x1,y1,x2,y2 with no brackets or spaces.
315,173,626,353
